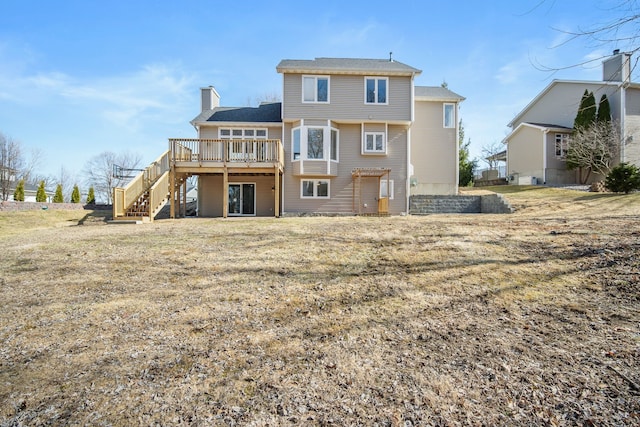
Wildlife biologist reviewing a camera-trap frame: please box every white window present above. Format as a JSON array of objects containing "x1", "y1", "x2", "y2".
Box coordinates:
[
  {"x1": 301, "y1": 179, "x2": 329, "y2": 198},
  {"x1": 363, "y1": 132, "x2": 386, "y2": 154},
  {"x1": 330, "y1": 129, "x2": 338, "y2": 161},
  {"x1": 292, "y1": 128, "x2": 301, "y2": 160},
  {"x1": 555, "y1": 133, "x2": 569, "y2": 159},
  {"x1": 380, "y1": 179, "x2": 394, "y2": 200},
  {"x1": 219, "y1": 128, "x2": 268, "y2": 139},
  {"x1": 307, "y1": 128, "x2": 324, "y2": 159},
  {"x1": 292, "y1": 125, "x2": 339, "y2": 161},
  {"x1": 443, "y1": 103, "x2": 455, "y2": 128},
  {"x1": 303, "y1": 76, "x2": 329, "y2": 103},
  {"x1": 365, "y1": 77, "x2": 388, "y2": 104}
]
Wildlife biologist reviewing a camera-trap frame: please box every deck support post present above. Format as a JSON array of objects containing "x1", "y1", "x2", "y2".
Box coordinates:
[
  {"x1": 274, "y1": 166, "x2": 280, "y2": 218},
  {"x1": 223, "y1": 168, "x2": 228, "y2": 218},
  {"x1": 169, "y1": 168, "x2": 175, "y2": 219},
  {"x1": 182, "y1": 179, "x2": 187, "y2": 217}
]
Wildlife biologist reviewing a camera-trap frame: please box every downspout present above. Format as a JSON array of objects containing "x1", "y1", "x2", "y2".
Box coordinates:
[
  {"x1": 620, "y1": 82, "x2": 626, "y2": 163},
  {"x1": 407, "y1": 72, "x2": 416, "y2": 213},
  {"x1": 542, "y1": 129, "x2": 548, "y2": 184},
  {"x1": 280, "y1": 74, "x2": 286, "y2": 215},
  {"x1": 455, "y1": 102, "x2": 460, "y2": 194}
]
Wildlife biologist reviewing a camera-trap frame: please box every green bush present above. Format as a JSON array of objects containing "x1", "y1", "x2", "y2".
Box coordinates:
[
  {"x1": 86, "y1": 186, "x2": 96, "y2": 204},
  {"x1": 36, "y1": 181, "x2": 47, "y2": 202},
  {"x1": 71, "y1": 185, "x2": 81, "y2": 203},
  {"x1": 13, "y1": 179, "x2": 25, "y2": 201},
  {"x1": 53, "y1": 184, "x2": 64, "y2": 203},
  {"x1": 605, "y1": 163, "x2": 640, "y2": 193}
]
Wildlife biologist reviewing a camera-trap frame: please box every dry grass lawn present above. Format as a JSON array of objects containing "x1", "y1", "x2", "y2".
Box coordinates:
[{"x1": 1, "y1": 187, "x2": 639, "y2": 426}]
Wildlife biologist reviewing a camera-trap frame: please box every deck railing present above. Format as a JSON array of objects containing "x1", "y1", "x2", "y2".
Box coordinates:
[
  {"x1": 169, "y1": 139, "x2": 282, "y2": 164},
  {"x1": 113, "y1": 150, "x2": 170, "y2": 219}
]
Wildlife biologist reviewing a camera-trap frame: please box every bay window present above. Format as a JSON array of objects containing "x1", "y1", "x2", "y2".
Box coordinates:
[{"x1": 291, "y1": 125, "x2": 339, "y2": 161}]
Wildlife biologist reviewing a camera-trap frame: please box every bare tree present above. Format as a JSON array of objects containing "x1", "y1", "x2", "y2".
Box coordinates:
[
  {"x1": 533, "y1": 1, "x2": 640, "y2": 74},
  {"x1": 0, "y1": 132, "x2": 25, "y2": 201},
  {"x1": 83, "y1": 151, "x2": 142, "y2": 204},
  {"x1": 481, "y1": 141, "x2": 505, "y2": 170},
  {"x1": 567, "y1": 120, "x2": 621, "y2": 183},
  {"x1": 54, "y1": 165, "x2": 76, "y2": 203}
]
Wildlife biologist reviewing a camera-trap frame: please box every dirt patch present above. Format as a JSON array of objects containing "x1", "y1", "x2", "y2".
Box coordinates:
[{"x1": 0, "y1": 188, "x2": 639, "y2": 426}]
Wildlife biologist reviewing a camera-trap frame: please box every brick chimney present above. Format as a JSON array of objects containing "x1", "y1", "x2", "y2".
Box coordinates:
[{"x1": 200, "y1": 86, "x2": 220, "y2": 112}]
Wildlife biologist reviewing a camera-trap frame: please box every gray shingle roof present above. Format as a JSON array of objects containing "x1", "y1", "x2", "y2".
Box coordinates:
[
  {"x1": 414, "y1": 86, "x2": 465, "y2": 101},
  {"x1": 276, "y1": 57, "x2": 421, "y2": 75},
  {"x1": 192, "y1": 102, "x2": 282, "y2": 124}
]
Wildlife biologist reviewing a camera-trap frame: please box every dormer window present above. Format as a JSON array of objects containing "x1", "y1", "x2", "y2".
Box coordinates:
[
  {"x1": 302, "y1": 76, "x2": 329, "y2": 103},
  {"x1": 365, "y1": 77, "x2": 388, "y2": 104}
]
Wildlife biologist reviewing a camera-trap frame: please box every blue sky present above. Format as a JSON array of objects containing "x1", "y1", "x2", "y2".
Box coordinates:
[{"x1": 0, "y1": 0, "x2": 636, "y2": 182}]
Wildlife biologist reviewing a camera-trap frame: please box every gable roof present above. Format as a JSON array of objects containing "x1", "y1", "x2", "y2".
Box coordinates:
[
  {"x1": 503, "y1": 122, "x2": 572, "y2": 144},
  {"x1": 507, "y1": 79, "x2": 621, "y2": 128},
  {"x1": 276, "y1": 57, "x2": 422, "y2": 76},
  {"x1": 192, "y1": 102, "x2": 282, "y2": 126},
  {"x1": 414, "y1": 86, "x2": 465, "y2": 101}
]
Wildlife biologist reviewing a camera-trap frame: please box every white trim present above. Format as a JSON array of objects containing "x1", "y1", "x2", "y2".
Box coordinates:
[
  {"x1": 302, "y1": 75, "x2": 330, "y2": 104},
  {"x1": 292, "y1": 125, "x2": 339, "y2": 162},
  {"x1": 218, "y1": 128, "x2": 268, "y2": 139},
  {"x1": 300, "y1": 179, "x2": 330, "y2": 198},
  {"x1": 503, "y1": 122, "x2": 572, "y2": 144},
  {"x1": 443, "y1": 103, "x2": 455, "y2": 128},
  {"x1": 364, "y1": 76, "x2": 389, "y2": 105},
  {"x1": 542, "y1": 131, "x2": 548, "y2": 184},
  {"x1": 554, "y1": 133, "x2": 569, "y2": 159},
  {"x1": 362, "y1": 131, "x2": 387, "y2": 154}
]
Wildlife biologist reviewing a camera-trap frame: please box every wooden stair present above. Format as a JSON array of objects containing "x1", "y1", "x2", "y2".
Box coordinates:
[{"x1": 126, "y1": 191, "x2": 151, "y2": 217}]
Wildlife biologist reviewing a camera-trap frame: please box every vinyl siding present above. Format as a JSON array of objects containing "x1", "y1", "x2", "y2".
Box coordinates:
[
  {"x1": 506, "y1": 126, "x2": 544, "y2": 180},
  {"x1": 282, "y1": 123, "x2": 408, "y2": 214},
  {"x1": 198, "y1": 174, "x2": 278, "y2": 217},
  {"x1": 625, "y1": 87, "x2": 640, "y2": 166},
  {"x1": 282, "y1": 74, "x2": 412, "y2": 122},
  {"x1": 544, "y1": 132, "x2": 578, "y2": 185},
  {"x1": 514, "y1": 82, "x2": 621, "y2": 128},
  {"x1": 410, "y1": 100, "x2": 458, "y2": 195}
]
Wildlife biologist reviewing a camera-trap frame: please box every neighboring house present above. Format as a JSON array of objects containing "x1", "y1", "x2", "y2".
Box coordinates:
[
  {"x1": 6, "y1": 182, "x2": 53, "y2": 202},
  {"x1": 504, "y1": 51, "x2": 640, "y2": 185},
  {"x1": 112, "y1": 57, "x2": 464, "y2": 220}
]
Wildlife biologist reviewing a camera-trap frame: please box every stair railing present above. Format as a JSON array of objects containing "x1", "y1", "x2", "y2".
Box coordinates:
[{"x1": 113, "y1": 150, "x2": 170, "y2": 219}]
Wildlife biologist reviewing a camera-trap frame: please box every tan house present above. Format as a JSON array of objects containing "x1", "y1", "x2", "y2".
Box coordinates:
[
  {"x1": 112, "y1": 57, "x2": 464, "y2": 220},
  {"x1": 504, "y1": 51, "x2": 640, "y2": 185}
]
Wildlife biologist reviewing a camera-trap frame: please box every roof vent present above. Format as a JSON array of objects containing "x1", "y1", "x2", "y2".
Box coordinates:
[
  {"x1": 389, "y1": 51, "x2": 393, "y2": 62},
  {"x1": 613, "y1": 49, "x2": 620, "y2": 55}
]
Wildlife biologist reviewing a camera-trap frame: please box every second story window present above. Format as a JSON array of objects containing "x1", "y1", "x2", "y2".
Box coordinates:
[
  {"x1": 365, "y1": 77, "x2": 388, "y2": 104},
  {"x1": 443, "y1": 103, "x2": 455, "y2": 128},
  {"x1": 303, "y1": 76, "x2": 329, "y2": 103},
  {"x1": 555, "y1": 133, "x2": 569, "y2": 159}
]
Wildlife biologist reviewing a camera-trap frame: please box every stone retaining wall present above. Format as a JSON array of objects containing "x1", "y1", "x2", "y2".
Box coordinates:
[
  {"x1": 409, "y1": 194, "x2": 513, "y2": 214},
  {"x1": 0, "y1": 201, "x2": 110, "y2": 212}
]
